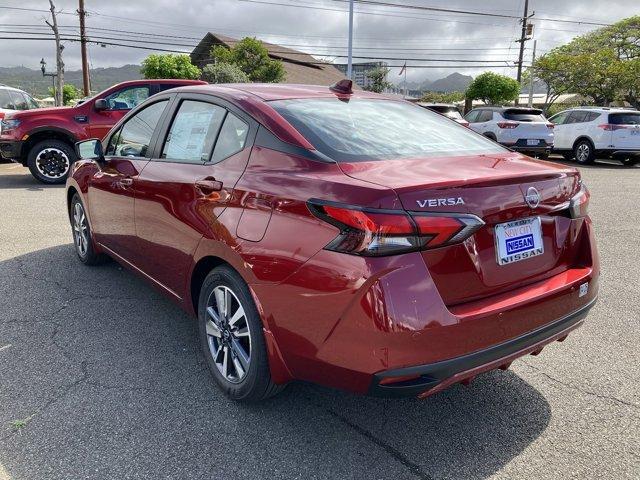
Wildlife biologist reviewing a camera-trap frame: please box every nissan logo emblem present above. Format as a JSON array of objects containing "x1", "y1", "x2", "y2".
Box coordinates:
[{"x1": 525, "y1": 187, "x2": 541, "y2": 208}]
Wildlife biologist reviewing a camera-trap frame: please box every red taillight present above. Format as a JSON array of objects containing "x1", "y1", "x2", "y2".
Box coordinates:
[
  {"x1": 598, "y1": 124, "x2": 627, "y2": 131},
  {"x1": 568, "y1": 182, "x2": 589, "y2": 219},
  {"x1": 307, "y1": 200, "x2": 484, "y2": 256},
  {"x1": 497, "y1": 121, "x2": 519, "y2": 129}
]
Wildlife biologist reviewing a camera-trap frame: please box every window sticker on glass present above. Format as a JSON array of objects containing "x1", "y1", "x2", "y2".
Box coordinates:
[{"x1": 163, "y1": 101, "x2": 226, "y2": 163}]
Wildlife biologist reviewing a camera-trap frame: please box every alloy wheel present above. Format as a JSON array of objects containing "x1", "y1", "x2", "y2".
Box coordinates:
[
  {"x1": 576, "y1": 143, "x2": 590, "y2": 163},
  {"x1": 36, "y1": 148, "x2": 70, "y2": 179},
  {"x1": 72, "y1": 202, "x2": 89, "y2": 258},
  {"x1": 205, "y1": 285, "x2": 252, "y2": 384}
]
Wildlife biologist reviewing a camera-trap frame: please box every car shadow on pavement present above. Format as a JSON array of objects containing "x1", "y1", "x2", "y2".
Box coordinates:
[
  {"x1": 548, "y1": 156, "x2": 639, "y2": 170},
  {"x1": 0, "y1": 169, "x2": 65, "y2": 191},
  {"x1": 0, "y1": 245, "x2": 551, "y2": 480}
]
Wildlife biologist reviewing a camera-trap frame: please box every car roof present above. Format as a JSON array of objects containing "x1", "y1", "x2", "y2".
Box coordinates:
[
  {"x1": 0, "y1": 85, "x2": 29, "y2": 93},
  {"x1": 417, "y1": 103, "x2": 459, "y2": 108},
  {"x1": 563, "y1": 107, "x2": 639, "y2": 114},
  {"x1": 473, "y1": 106, "x2": 542, "y2": 113},
  {"x1": 169, "y1": 83, "x2": 391, "y2": 102}
]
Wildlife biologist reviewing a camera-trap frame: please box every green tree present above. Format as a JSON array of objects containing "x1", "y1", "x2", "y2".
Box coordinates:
[
  {"x1": 364, "y1": 67, "x2": 392, "y2": 93},
  {"x1": 210, "y1": 37, "x2": 285, "y2": 83},
  {"x1": 420, "y1": 91, "x2": 465, "y2": 104},
  {"x1": 201, "y1": 63, "x2": 250, "y2": 84},
  {"x1": 48, "y1": 84, "x2": 80, "y2": 106},
  {"x1": 528, "y1": 15, "x2": 640, "y2": 109},
  {"x1": 465, "y1": 72, "x2": 520, "y2": 105},
  {"x1": 140, "y1": 54, "x2": 201, "y2": 80}
]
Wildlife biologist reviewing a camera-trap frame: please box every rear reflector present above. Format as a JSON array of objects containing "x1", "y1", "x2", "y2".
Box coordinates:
[{"x1": 307, "y1": 199, "x2": 484, "y2": 256}]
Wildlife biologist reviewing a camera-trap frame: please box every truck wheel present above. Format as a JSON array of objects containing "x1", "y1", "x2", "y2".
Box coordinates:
[{"x1": 27, "y1": 139, "x2": 77, "y2": 184}]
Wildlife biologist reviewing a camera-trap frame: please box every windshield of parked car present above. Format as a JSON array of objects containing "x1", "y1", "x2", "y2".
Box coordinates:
[
  {"x1": 609, "y1": 112, "x2": 640, "y2": 125},
  {"x1": 503, "y1": 111, "x2": 546, "y2": 122},
  {"x1": 271, "y1": 98, "x2": 505, "y2": 162}
]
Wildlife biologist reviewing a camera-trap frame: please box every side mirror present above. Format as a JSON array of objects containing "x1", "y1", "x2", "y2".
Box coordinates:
[
  {"x1": 94, "y1": 99, "x2": 108, "y2": 111},
  {"x1": 76, "y1": 139, "x2": 105, "y2": 163}
]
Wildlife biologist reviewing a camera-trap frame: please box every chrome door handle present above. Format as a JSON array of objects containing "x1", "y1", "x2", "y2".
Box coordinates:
[
  {"x1": 119, "y1": 177, "x2": 133, "y2": 187},
  {"x1": 195, "y1": 178, "x2": 223, "y2": 194}
]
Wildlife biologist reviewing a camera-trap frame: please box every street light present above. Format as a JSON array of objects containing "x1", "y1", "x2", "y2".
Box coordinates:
[{"x1": 39, "y1": 58, "x2": 58, "y2": 106}]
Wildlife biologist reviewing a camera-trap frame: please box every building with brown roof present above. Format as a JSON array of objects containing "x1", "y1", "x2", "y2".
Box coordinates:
[{"x1": 190, "y1": 33, "x2": 347, "y2": 86}]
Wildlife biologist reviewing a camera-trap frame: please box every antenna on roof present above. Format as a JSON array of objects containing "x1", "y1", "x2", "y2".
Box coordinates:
[{"x1": 330, "y1": 79, "x2": 353, "y2": 95}]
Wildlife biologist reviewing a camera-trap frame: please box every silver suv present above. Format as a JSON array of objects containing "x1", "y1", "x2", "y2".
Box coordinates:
[{"x1": 465, "y1": 106, "x2": 554, "y2": 158}]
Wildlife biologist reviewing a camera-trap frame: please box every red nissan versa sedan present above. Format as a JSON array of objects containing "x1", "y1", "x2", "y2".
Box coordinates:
[{"x1": 67, "y1": 81, "x2": 599, "y2": 402}]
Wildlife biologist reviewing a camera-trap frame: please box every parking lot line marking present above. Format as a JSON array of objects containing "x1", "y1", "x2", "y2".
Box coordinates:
[{"x1": 0, "y1": 344, "x2": 12, "y2": 352}]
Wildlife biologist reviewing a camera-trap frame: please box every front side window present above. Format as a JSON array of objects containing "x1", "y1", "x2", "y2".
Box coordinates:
[
  {"x1": 8, "y1": 91, "x2": 28, "y2": 110},
  {"x1": 103, "y1": 86, "x2": 150, "y2": 111},
  {"x1": 110, "y1": 100, "x2": 168, "y2": 157},
  {"x1": 0, "y1": 89, "x2": 15, "y2": 109},
  {"x1": 464, "y1": 110, "x2": 480, "y2": 123},
  {"x1": 162, "y1": 100, "x2": 227, "y2": 163},
  {"x1": 549, "y1": 112, "x2": 569, "y2": 125},
  {"x1": 271, "y1": 98, "x2": 506, "y2": 162}
]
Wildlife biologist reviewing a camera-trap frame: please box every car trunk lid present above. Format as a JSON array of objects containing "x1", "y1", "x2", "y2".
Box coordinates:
[{"x1": 338, "y1": 152, "x2": 582, "y2": 305}]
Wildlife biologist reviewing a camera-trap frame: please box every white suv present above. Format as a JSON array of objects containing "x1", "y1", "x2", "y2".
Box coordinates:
[
  {"x1": 549, "y1": 107, "x2": 640, "y2": 166},
  {"x1": 464, "y1": 106, "x2": 554, "y2": 158},
  {"x1": 0, "y1": 85, "x2": 40, "y2": 132}
]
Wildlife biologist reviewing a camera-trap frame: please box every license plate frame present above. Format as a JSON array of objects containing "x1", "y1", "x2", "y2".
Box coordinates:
[{"x1": 494, "y1": 217, "x2": 544, "y2": 266}]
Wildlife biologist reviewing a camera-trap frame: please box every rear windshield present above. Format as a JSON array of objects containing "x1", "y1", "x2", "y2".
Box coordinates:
[
  {"x1": 503, "y1": 110, "x2": 546, "y2": 122},
  {"x1": 609, "y1": 112, "x2": 640, "y2": 125},
  {"x1": 270, "y1": 98, "x2": 505, "y2": 162}
]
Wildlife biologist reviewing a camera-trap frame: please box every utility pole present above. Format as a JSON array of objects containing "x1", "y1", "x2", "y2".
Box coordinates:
[
  {"x1": 528, "y1": 39, "x2": 537, "y2": 107},
  {"x1": 347, "y1": 0, "x2": 354, "y2": 79},
  {"x1": 46, "y1": 0, "x2": 64, "y2": 107},
  {"x1": 78, "y1": 0, "x2": 90, "y2": 97},
  {"x1": 516, "y1": 0, "x2": 529, "y2": 84}
]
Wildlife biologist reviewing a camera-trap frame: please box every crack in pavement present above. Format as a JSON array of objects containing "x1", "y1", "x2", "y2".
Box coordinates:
[
  {"x1": 309, "y1": 398, "x2": 434, "y2": 480},
  {"x1": 520, "y1": 361, "x2": 640, "y2": 413}
]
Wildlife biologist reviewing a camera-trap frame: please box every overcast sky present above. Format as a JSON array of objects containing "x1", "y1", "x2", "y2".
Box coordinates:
[{"x1": 1, "y1": 0, "x2": 638, "y2": 83}]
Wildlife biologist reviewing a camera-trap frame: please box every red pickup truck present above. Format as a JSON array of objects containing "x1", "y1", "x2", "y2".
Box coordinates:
[{"x1": 0, "y1": 79, "x2": 206, "y2": 183}]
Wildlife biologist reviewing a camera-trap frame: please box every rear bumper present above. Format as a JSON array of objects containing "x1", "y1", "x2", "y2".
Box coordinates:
[
  {"x1": 0, "y1": 140, "x2": 25, "y2": 162},
  {"x1": 369, "y1": 297, "x2": 596, "y2": 397},
  {"x1": 502, "y1": 139, "x2": 553, "y2": 153}
]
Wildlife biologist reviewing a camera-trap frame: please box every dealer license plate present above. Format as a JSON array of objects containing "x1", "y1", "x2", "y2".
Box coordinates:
[{"x1": 494, "y1": 217, "x2": 544, "y2": 266}]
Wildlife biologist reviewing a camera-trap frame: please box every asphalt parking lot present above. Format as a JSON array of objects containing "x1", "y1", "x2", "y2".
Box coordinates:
[{"x1": 0, "y1": 158, "x2": 638, "y2": 480}]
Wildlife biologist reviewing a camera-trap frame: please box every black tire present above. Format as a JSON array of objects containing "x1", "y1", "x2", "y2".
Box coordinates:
[
  {"x1": 69, "y1": 194, "x2": 106, "y2": 266},
  {"x1": 562, "y1": 152, "x2": 574, "y2": 161},
  {"x1": 621, "y1": 158, "x2": 639, "y2": 167},
  {"x1": 536, "y1": 153, "x2": 550, "y2": 160},
  {"x1": 27, "y1": 139, "x2": 77, "y2": 184},
  {"x1": 573, "y1": 139, "x2": 596, "y2": 165},
  {"x1": 483, "y1": 133, "x2": 497, "y2": 142},
  {"x1": 198, "y1": 265, "x2": 284, "y2": 402}
]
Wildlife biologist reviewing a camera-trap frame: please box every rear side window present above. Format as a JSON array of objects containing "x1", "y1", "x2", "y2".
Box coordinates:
[
  {"x1": 503, "y1": 111, "x2": 546, "y2": 122},
  {"x1": 271, "y1": 98, "x2": 505, "y2": 162},
  {"x1": 162, "y1": 100, "x2": 226, "y2": 164},
  {"x1": 567, "y1": 111, "x2": 589, "y2": 124},
  {"x1": 211, "y1": 112, "x2": 249, "y2": 163},
  {"x1": 586, "y1": 112, "x2": 601, "y2": 122},
  {"x1": 110, "y1": 100, "x2": 168, "y2": 157},
  {"x1": 609, "y1": 112, "x2": 640, "y2": 125},
  {"x1": 24, "y1": 94, "x2": 39, "y2": 109},
  {"x1": 0, "y1": 89, "x2": 15, "y2": 109}
]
